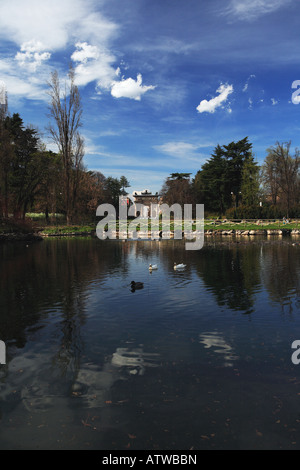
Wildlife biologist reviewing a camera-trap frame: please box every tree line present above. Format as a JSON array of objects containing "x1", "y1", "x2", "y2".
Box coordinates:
[
  {"x1": 1, "y1": 66, "x2": 300, "y2": 223},
  {"x1": 0, "y1": 68, "x2": 130, "y2": 223},
  {"x1": 161, "y1": 137, "x2": 300, "y2": 219}
]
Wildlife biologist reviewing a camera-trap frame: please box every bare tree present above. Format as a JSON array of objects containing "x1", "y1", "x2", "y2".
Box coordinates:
[
  {"x1": 161, "y1": 173, "x2": 194, "y2": 207},
  {"x1": 262, "y1": 152, "x2": 280, "y2": 205},
  {"x1": 0, "y1": 124, "x2": 14, "y2": 218},
  {"x1": 264, "y1": 142, "x2": 300, "y2": 217},
  {"x1": 47, "y1": 66, "x2": 84, "y2": 224}
]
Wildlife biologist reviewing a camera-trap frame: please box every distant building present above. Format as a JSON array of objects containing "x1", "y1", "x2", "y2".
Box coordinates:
[{"x1": 132, "y1": 189, "x2": 160, "y2": 218}]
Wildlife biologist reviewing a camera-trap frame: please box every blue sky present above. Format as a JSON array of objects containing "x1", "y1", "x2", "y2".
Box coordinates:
[{"x1": 1, "y1": 0, "x2": 300, "y2": 194}]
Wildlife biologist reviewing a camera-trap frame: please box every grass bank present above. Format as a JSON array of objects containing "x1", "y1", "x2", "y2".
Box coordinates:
[
  {"x1": 3, "y1": 214, "x2": 300, "y2": 239},
  {"x1": 38, "y1": 219, "x2": 300, "y2": 237},
  {"x1": 39, "y1": 225, "x2": 96, "y2": 237}
]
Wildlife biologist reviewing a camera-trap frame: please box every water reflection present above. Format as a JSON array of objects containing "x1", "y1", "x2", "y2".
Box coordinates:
[
  {"x1": 1, "y1": 238, "x2": 300, "y2": 449},
  {"x1": 260, "y1": 242, "x2": 300, "y2": 312},
  {"x1": 72, "y1": 348, "x2": 160, "y2": 409},
  {"x1": 193, "y1": 243, "x2": 262, "y2": 315},
  {"x1": 111, "y1": 348, "x2": 160, "y2": 376},
  {"x1": 199, "y1": 331, "x2": 238, "y2": 368}
]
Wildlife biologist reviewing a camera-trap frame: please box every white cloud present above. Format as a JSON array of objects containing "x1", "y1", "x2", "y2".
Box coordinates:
[
  {"x1": 271, "y1": 98, "x2": 279, "y2": 105},
  {"x1": 0, "y1": 0, "x2": 117, "y2": 51},
  {"x1": 111, "y1": 74, "x2": 156, "y2": 101},
  {"x1": 131, "y1": 37, "x2": 199, "y2": 55},
  {"x1": 99, "y1": 130, "x2": 123, "y2": 137},
  {"x1": 155, "y1": 141, "x2": 199, "y2": 156},
  {"x1": 197, "y1": 84, "x2": 234, "y2": 114},
  {"x1": 0, "y1": 57, "x2": 51, "y2": 103},
  {"x1": 0, "y1": 0, "x2": 118, "y2": 102},
  {"x1": 15, "y1": 40, "x2": 51, "y2": 72},
  {"x1": 18, "y1": 40, "x2": 46, "y2": 54},
  {"x1": 71, "y1": 42, "x2": 99, "y2": 64},
  {"x1": 71, "y1": 43, "x2": 156, "y2": 100},
  {"x1": 71, "y1": 42, "x2": 117, "y2": 90},
  {"x1": 0, "y1": 1, "x2": 155, "y2": 103},
  {"x1": 154, "y1": 141, "x2": 213, "y2": 161},
  {"x1": 227, "y1": 0, "x2": 291, "y2": 21},
  {"x1": 243, "y1": 74, "x2": 256, "y2": 92}
]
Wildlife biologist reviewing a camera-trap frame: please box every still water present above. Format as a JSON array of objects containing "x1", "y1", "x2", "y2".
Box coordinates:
[{"x1": 1, "y1": 237, "x2": 300, "y2": 449}]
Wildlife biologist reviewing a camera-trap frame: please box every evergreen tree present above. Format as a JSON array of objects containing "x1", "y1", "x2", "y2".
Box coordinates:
[
  {"x1": 223, "y1": 137, "x2": 253, "y2": 208},
  {"x1": 194, "y1": 144, "x2": 228, "y2": 215},
  {"x1": 241, "y1": 156, "x2": 260, "y2": 206},
  {"x1": 194, "y1": 138, "x2": 254, "y2": 215}
]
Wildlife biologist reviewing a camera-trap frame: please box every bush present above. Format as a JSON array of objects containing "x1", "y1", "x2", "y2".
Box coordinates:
[
  {"x1": 225, "y1": 204, "x2": 295, "y2": 220},
  {"x1": 0, "y1": 217, "x2": 35, "y2": 234}
]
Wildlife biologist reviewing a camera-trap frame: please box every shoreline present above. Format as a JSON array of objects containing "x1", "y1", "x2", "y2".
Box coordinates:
[
  {"x1": 0, "y1": 233, "x2": 44, "y2": 242},
  {"x1": 2, "y1": 228, "x2": 300, "y2": 242},
  {"x1": 39, "y1": 228, "x2": 299, "y2": 238}
]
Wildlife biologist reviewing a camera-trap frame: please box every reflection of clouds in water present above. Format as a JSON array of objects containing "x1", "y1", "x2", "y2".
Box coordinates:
[
  {"x1": 199, "y1": 332, "x2": 238, "y2": 368},
  {"x1": 0, "y1": 351, "x2": 70, "y2": 413},
  {"x1": 111, "y1": 348, "x2": 160, "y2": 376},
  {"x1": 0, "y1": 347, "x2": 160, "y2": 413},
  {"x1": 72, "y1": 348, "x2": 160, "y2": 408}
]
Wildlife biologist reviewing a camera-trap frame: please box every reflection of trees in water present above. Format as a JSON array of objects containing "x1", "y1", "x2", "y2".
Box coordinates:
[
  {"x1": 2, "y1": 238, "x2": 300, "y2": 367},
  {"x1": 192, "y1": 240, "x2": 300, "y2": 315},
  {"x1": 127, "y1": 240, "x2": 261, "y2": 314},
  {"x1": 0, "y1": 239, "x2": 134, "y2": 417},
  {"x1": 0, "y1": 239, "x2": 128, "y2": 368},
  {"x1": 125, "y1": 239, "x2": 162, "y2": 263},
  {"x1": 193, "y1": 243, "x2": 262, "y2": 314},
  {"x1": 128, "y1": 239, "x2": 260, "y2": 314},
  {"x1": 145, "y1": 239, "x2": 194, "y2": 277},
  {"x1": 260, "y1": 243, "x2": 300, "y2": 312}
]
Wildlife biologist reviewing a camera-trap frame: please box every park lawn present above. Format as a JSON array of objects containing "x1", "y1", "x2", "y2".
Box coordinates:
[
  {"x1": 26, "y1": 211, "x2": 300, "y2": 235},
  {"x1": 203, "y1": 222, "x2": 297, "y2": 231},
  {"x1": 7, "y1": 214, "x2": 298, "y2": 236},
  {"x1": 40, "y1": 225, "x2": 95, "y2": 235},
  {"x1": 40, "y1": 221, "x2": 300, "y2": 235}
]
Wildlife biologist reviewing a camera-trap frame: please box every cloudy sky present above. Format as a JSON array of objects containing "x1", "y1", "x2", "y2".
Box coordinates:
[{"x1": 1, "y1": 0, "x2": 300, "y2": 193}]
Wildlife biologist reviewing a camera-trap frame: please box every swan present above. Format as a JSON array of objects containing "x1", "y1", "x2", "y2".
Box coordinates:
[
  {"x1": 174, "y1": 263, "x2": 186, "y2": 270},
  {"x1": 149, "y1": 264, "x2": 158, "y2": 270}
]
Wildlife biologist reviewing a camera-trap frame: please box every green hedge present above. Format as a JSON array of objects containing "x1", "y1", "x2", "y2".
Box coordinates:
[{"x1": 225, "y1": 205, "x2": 300, "y2": 220}]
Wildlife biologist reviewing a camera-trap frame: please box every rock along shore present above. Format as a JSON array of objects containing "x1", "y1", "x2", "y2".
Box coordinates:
[
  {"x1": 204, "y1": 229, "x2": 300, "y2": 236},
  {"x1": 40, "y1": 228, "x2": 298, "y2": 238},
  {"x1": 3, "y1": 228, "x2": 300, "y2": 241}
]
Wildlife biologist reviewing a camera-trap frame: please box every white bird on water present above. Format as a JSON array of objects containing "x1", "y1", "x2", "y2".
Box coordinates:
[
  {"x1": 149, "y1": 264, "x2": 158, "y2": 271},
  {"x1": 174, "y1": 263, "x2": 186, "y2": 270}
]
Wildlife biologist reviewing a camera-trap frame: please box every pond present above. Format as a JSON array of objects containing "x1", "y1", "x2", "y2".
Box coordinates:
[{"x1": 1, "y1": 237, "x2": 300, "y2": 449}]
